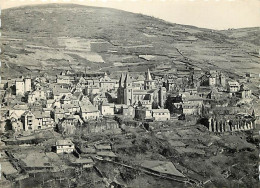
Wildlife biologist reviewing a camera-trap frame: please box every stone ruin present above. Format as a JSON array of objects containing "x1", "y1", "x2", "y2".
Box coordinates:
[{"x1": 204, "y1": 116, "x2": 255, "y2": 133}]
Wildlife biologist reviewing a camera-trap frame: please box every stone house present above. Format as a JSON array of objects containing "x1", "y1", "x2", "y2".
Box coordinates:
[
  {"x1": 53, "y1": 108, "x2": 65, "y2": 123},
  {"x1": 100, "y1": 102, "x2": 114, "y2": 116},
  {"x1": 56, "y1": 139, "x2": 74, "y2": 154},
  {"x1": 21, "y1": 111, "x2": 37, "y2": 131},
  {"x1": 151, "y1": 109, "x2": 170, "y2": 121},
  {"x1": 227, "y1": 81, "x2": 240, "y2": 93},
  {"x1": 80, "y1": 104, "x2": 100, "y2": 121}
]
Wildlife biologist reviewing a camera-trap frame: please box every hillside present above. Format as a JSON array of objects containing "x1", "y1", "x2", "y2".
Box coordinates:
[{"x1": 1, "y1": 4, "x2": 260, "y2": 78}]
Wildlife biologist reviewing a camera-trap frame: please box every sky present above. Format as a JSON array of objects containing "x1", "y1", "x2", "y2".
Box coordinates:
[{"x1": 1, "y1": 0, "x2": 260, "y2": 30}]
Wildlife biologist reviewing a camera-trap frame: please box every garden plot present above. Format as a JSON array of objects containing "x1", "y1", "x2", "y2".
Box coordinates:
[{"x1": 57, "y1": 37, "x2": 91, "y2": 52}]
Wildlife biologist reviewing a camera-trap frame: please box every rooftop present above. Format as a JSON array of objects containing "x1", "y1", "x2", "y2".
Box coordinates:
[
  {"x1": 97, "y1": 151, "x2": 117, "y2": 157},
  {"x1": 95, "y1": 144, "x2": 111, "y2": 150},
  {"x1": 152, "y1": 109, "x2": 170, "y2": 113},
  {"x1": 141, "y1": 160, "x2": 185, "y2": 178},
  {"x1": 56, "y1": 139, "x2": 73, "y2": 146},
  {"x1": 81, "y1": 105, "x2": 99, "y2": 113},
  {"x1": 73, "y1": 158, "x2": 94, "y2": 164}
]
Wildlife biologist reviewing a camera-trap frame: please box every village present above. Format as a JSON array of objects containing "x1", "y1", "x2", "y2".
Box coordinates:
[{"x1": 0, "y1": 65, "x2": 259, "y2": 187}]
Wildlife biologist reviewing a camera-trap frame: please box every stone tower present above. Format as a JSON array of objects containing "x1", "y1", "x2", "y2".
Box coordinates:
[
  {"x1": 117, "y1": 73, "x2": 125, "y2": 104},
  {"x1": 220, "y1": 73, "x2": 226, "y2": 87},
  {"x1": 123, "y1": 72, "x2": 133, "y2": 105},
  {"x1": 15, "y1": 77, "x2": 25, "y2": 95},
  {"x1": 24, "y1": 76, "x2": 32, "y2": 92},
  {"x1": 158, "y1": 86, "x2": 167, "y2": 108},
  {"x1": 144, "y1": 69, "x2": 155, "y2": 90},
  {"x1": 209, "y1": 76, "x2": 216, "y2": 86}
]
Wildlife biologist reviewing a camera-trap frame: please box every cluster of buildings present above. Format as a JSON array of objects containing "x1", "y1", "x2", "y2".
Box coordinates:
[
  {"x1": 0, "y1": 66, "x2": 257, "y2": 134},
  {"x1": 56, "y1": 139, "x2": 117, "y2": 162},
  {"x1": 0, "y1": 69, "x2": 170, "y2": 134}
]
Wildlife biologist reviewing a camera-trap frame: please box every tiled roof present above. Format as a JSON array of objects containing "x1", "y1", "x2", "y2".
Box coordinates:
[
  {"x1": 32, "y1": 111, "x2": 43, "y2": 119},
  {"x1": 12, "y1": 104, "x2": 28, "y2": 110},
  {"x1": 152, "y1": 109, "x2": 170, "y2": 113},
  {"x1": 95, "y1": 145, "x2": 111, "y2": 150},
  {"x1": 97, "y1": 151, "x2": 116, "y2": 157},
  {"x1": 80, "y1": 105, "x2": 99, "y2": 113},
  {"x1": 56, "y1": 139, "x2": 73, "y2": 146}
]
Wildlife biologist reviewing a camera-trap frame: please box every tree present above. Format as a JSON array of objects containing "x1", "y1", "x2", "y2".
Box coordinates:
[
  {"x1": 165, "y1": 95, "x2": 174, "y2": 113},
  {"x1": 152, "y1": 101, "x2": 159, "y2": 109}
]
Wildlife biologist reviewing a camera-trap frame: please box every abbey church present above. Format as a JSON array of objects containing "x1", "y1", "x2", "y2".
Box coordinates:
[{"x1": 117, "y1": 69, "x2": 167, "y2": 109}]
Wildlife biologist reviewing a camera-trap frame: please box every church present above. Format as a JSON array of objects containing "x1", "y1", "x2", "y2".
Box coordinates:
[{"x1": 117, "y1": 69, "x2": 167, "y2": 109}]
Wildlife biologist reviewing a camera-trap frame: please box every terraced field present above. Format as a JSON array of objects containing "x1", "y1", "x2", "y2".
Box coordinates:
[{"x1": 1, "y1": 4, "x2": 259, "y2": 78}]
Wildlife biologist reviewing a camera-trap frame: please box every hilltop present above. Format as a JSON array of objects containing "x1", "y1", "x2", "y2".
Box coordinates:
[{"x1": 1, "y1": 4, "x2": 260, "y2": 78}]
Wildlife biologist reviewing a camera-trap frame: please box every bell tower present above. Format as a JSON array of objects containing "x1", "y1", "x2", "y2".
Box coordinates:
[
  {"x1": 144, "y1": 69, "x2": 155, "y2": 90},
  {"x1": 117, "y1": 73, "x2": 125, "y2": 104},
  {"x1": 123, "y1": 72, "x2": 133, "y2": 105}
]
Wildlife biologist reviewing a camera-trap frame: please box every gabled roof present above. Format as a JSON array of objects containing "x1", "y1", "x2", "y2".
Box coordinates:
[
  {"x1": 74, "y1": 158, "x2": 94, "y2": 164},
  {"x1": 73, "y1": 91, "x2": 83, "y2": 99},
  {"x1": 133, "y1": 90, "x2": 148, "y2": 94},
  {"x1": 182, "y1": 103, "x2": 200, "y2": 108},
  {"x1": 97, "y1": 151, "x2": 117, "y2": 157},
  {"x1": 62, "y1": 104, "x2": 73, "y2": 110},
  {"x1": 15, "y1": 78, "x2": 24, "y2": 82},
  {"x1": 100, "y1": 75, "x2": 113, "y2": 82},
  {"x1": 9, "y1": 111, "x2": 19, "y2": 119},
  {"x1": 141, "y1": 160, "x2": 185, "y2": 177},
  {"x1": 42, "y1": 112, "x2": 51, "y2": 118},
  {"x1": 22, "y1": 110, "x2": 34, "y2": 117},
  {"x1": 79, "y1": 101, "x2": 93, "y2": 107},
  {"x1": 43, "y1": 108, "x2": 52, "y2": 111},
  {"x1": 101, "y1": 102, "x2": 114, "y2": 107},
  {"x1": 56, "y1": 75, "x2": 70, "y2": 80},
  {"x1": 73, "y1": 115, "x2": 83, "y2": 123},
  {"x1": 56, "y1": 139, "x2": 73, "y2": 146},
  {"x1": 93, "y1": 92, "x2": 107, "y2": 100},
  {"x1": 61, "y1": 94, "x2": 77, "y2": 101},
  {"x1": 81, "y1": 105, "x2": 99, "y2": 113},
  {"x1": 53, "y1": 87, "x2": 70, "y2": 96},
  {"x1": 32, "y1": 111, "x2": 43, "y2": 119},
  {"x1": 136, "y1": 74, "x2": 145, "y2": 81},
  {"x1": 228, "y1": 81, "x2": 239, "y2": 86},
  {"x1": 95, "y1": 144, "x2": 111, "y2": 150},
  {"x1": 12, "y1": 104, "x2": 28, "y2": 110},
  {"x1": 64, "y1": 114, "x2": 76, "y2": 120},
  {"x1": 80, "y1": 95, "x2": 90, "y2": 101},
  {"x1": 32, "y1": 111, "x2": 51, "y2": 118},
  {"x1": 147, "y1": 89, "x2": 158, "y2": 94},
  {"x1": 152, "y1": 109, "x2": 170, "y2": 113}
]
